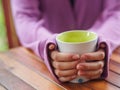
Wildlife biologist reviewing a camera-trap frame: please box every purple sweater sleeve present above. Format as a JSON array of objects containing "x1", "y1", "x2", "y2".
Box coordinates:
[
  {"x1": 11, "y1": 0, "x2": 120, "y2": 83},
  {"x1": 90, "y1": 0, "x2": 120, "y2": 78},
  {"x1": 10, "y1": 0, "x2": 59, "y2": 82}
]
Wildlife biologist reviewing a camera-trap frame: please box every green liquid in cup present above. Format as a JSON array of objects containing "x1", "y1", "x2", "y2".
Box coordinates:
[{"x1": 57, "y1": 30, "x2": 97, "y2": 43}]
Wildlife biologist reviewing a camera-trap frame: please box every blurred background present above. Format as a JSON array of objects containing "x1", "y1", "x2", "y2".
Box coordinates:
[{"x1": 0, "y1": 0, "x2": 9, "y2": 51}]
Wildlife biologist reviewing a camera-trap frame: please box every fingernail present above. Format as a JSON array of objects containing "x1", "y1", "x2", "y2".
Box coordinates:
[
  {"x1": 72, "y1": 54, "x2": 80, "y2": 59},
  {"x1": 49, "y1": 44, "x2": 55, "y2": 50}
]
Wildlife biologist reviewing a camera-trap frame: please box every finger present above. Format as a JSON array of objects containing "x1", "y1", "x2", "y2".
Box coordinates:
[
  {"x1": 78, "y1": 69, "x2": 103, "y2": 78},
  {"x1": 55, "y1": 69, "x2": 77, "y2": 77},
  {"x1": 77, "y1": 61, "x2": 104, "y2": 70},
  {"x1": 59, "y1": 75, "x2": 76, "y2": 82},
  {"x1": 88, "y1": 74, "x2": 101, "y2": 80},
  {"x1": 52, "y1": 60, "x2": 79, "y2": 70},
  {"x1": 48, "y1": 44, "x2": 56, "y2": 50},
  {"x1": 51, "y1": 51, "x2": 80, "y2": 62},
  {"x1": 80, "y1": 49, "x2": 105, "y2": 61}
]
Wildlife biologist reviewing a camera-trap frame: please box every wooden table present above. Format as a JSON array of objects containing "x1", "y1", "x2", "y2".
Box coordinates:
[{"x1": 0, "y1": 47, "x2": 120, "y2": 90}]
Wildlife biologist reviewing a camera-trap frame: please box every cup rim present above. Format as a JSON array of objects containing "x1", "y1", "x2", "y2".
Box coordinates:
[{"x1": 56, "y1": 30, "x2": 98, "y2": 44}]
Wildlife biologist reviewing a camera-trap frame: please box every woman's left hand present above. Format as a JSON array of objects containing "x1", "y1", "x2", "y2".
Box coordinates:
[{"x1": 76, "y1": 49, "x2": 105, "y2": 80}]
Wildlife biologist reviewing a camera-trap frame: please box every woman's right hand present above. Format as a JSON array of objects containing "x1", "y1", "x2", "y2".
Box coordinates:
[{"x1": 48, "y1": 44, "x2": 80, "y2": 82}]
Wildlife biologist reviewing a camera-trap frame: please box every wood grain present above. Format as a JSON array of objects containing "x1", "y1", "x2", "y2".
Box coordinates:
[
  {"x1": 86, "y1": 80, "x2": 120, "y2": 90},
  {"x1": 6, "y1": 47, "x2": 54, "y2": 80},
  {"x1": 0, "y1": 47, "x2": 120, "y2": 90},
  {"x1": 0, "y1": 67, "x2": 35, "y2": 90},
  {"x1": 111, "y1": 53, "x2": 120, "y2": 64},
  {"x1": 0, "y1": 48, "x2": 65, "y2": 90},
  {"x1": 106, "y1": 71, "x2": 120, "y2": 88},
  {"x1": 110, "y1": 60, "x2": 120, "y2": 74}
]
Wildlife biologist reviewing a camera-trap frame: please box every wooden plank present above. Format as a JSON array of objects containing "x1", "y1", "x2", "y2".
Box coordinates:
[
  {"x1": 110, "y1": 60, "x2": 120, "y2": 74},
  {"x1": 4, "y1": 47, "x2": 120, "y2": 90},
  {"x1": 111, "y1": 53, "x2": 120, "y2": 64},
  {"x1": 0, "y1": 51, "x2": 66, "y2": 90},
  {"x1": 1, "y1": 47, "x2": 120, "y2": 90},
  {"x1": 0, "y1": 66, "x2": 35, "y2": 90},
  {"x1": 113, "y1": 46, "x2": 120, "y2": 55},
  {"x1": 86, "y1": 80, "x2": 120, "y2": 90},
  {"x1": 6, "y1": 47, "x2": 54, "y2": 80},
  {"x1": 106, "y1": 71, "x2": 120, "y2": 88}
]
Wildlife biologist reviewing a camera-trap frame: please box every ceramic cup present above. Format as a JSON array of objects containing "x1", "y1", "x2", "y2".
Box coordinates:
[{"x1": 56, "y1": 30, "x2": 98, "y2": 83}]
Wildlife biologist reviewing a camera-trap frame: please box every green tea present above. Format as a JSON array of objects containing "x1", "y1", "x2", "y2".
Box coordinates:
[{"x1": 57, "y1": 30, "x2": 97, "y2": 43}]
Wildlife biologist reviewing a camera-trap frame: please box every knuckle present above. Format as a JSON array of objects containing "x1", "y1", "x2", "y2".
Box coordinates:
[
  {"x1": 100, "y1": 52, "x2": 105, "y2": 59},
  {"x1": 98, "y1": 62, "x2": 102, "y2": 69},
  {"x1": 53, "y1": 61, "x2": 60, "y2": 69},
  {"x1": 84, "y1": 64, "x2": 91, "y2": 70},
  {"x1": 97, "y1": 69, "x2": 103, "y2": 75},
  {"x1": 55, "y1": 62, "x2": 61, "y2": 69},
  {"x1": 99, "y1": 69, "x2": 103, "y2": 74},
  {"x1": 52, "y1": 51, "x2": 59, "y2": 61},
  {"x1": 55, "y1": 70, "x2": 62, "y2": 77},
  {"x1": 59, "y1": 77, "x2": 65, "y2": 82},
  {"x1": 98, "y1": 61, "x2": 104, "y2": 69},
  {"x1": 53, "y1": 54, "x2": 57, "y2": 60},
  {"x1": 52, "y1": 61, "x2": 55, "y2": 68},
  {"x1": 101, "y1": 62, "x2": 104, "y2": 68}
]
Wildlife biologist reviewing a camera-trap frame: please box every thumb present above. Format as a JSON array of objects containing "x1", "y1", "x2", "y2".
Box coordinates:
[{"x1": 48, "y1": 44, "x2": 56, "y2": 51}]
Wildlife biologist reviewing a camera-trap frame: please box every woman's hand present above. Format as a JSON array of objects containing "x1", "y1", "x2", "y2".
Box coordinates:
[
  {"x1": 76, "y1": 48, "x2": 105, "y2": 80},
  {"x1": 49, "y1": 43, "x2": 105, "y2": 82},
  {"x1": 48, "y1": 44, "x2": 80, "y2": 82}
]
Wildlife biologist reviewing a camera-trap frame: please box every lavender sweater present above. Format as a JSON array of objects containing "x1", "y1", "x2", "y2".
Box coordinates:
[{"x1": 11, "y1": 0, "x2": 120, "y2": 83}]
